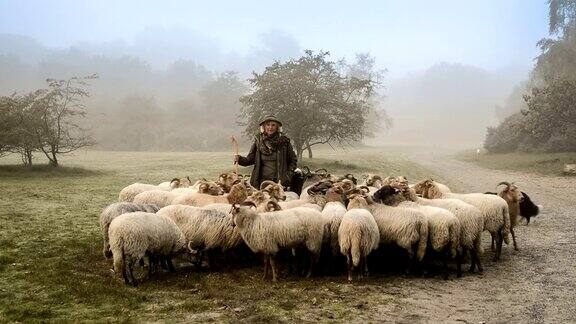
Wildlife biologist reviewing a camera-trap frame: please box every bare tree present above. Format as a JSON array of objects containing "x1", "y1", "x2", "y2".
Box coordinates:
[{"x1": 32, "y1": 75, "x2": 97, "y2": 167}]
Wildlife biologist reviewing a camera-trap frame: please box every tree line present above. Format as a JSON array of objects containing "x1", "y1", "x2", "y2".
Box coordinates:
[
  {"x1": 0, "y1": 50, "x2": 388, "y2": 166},
  {"x1": 485, "y1": 0, "x2": 576, "y2": 153}
]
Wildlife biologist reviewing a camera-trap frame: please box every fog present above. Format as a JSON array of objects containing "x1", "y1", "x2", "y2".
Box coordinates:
[{"x1": 0, "y1": 0, "x2": 549, "y2": 150}]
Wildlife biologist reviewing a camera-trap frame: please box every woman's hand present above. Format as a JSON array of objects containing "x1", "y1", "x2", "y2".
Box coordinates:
[{"x1": 233, "y1": 154, "x2": 239, "y2": 163}]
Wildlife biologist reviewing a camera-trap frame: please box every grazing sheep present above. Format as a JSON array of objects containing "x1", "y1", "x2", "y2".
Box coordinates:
[
  {"x1": 108, "y1": 211, "x2": 186, "y2": 285},
  {"x1": 158, "y1": 177, "x2": 192, "y2": 190},
  {"x1": 172, "y1": 181, "x2": 247, "y2": 207},
  {"x1": 366, "y1": 202, "x2": 429, "y2": 263},
  {"x1": 118, "y1": 183, "x2": 167, "y2": 202},
  {"x1": 415, "y1": 179, "x2": 511, "y2": 261},
  {"x1": 338, "y1": 195, "x2": 380, "y2": 282},
  {"x1": 157, "y1": 205, "x2": 243, "y2": 267},
  {"x1": 321, "y1": 188, "x2": 348, "y2": 255},
  {"x1": 398, "y1": 201, "x2": 462, "y2": 279},
  {"x1": 172, "y1": 180, "x2": 223, "y2": 196},
  {"x1": 100, "y1": 202, "x2": 159, "y2": 259},
  {"x1": 400, "y1": 189, "x2": 484, "y2": 274},
  {"x1": 231, "y1": 203, "x2": 326, "y2": 282},
  {"x1": 133, "y1": 190, "x2": 181, "y2": 208},
  {"x1": 260, "y1": 180, "x2": 286, "y2": 201}
]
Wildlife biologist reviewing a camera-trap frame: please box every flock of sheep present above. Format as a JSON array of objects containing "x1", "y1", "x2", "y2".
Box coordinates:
[{"x1": 100, "y1": 169, "x2": 541, "y2": 285}]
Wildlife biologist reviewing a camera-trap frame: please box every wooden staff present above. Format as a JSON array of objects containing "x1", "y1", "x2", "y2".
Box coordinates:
[{"x1": 230, "y1": 135, "x2": 238, "y2": 173}]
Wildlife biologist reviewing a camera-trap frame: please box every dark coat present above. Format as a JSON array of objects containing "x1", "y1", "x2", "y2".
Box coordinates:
[{"x1": 238, "y1": 133, "x2": 298, "y2": 189}]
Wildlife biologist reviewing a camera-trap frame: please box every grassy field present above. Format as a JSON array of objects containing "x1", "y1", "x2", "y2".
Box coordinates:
[
  {"x1": 0, "y1": 148, "x2": 446, "y2": 322},
  {"x1": 456, "y1": 150, "x2": 576, "y2": 176}
]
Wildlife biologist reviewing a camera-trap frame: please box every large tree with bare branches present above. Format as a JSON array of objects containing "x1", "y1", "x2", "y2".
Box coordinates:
[
  {"x1": 32, "y1": 75, "x2": 97, "y2": 166},
  {"x1": 239, "y1": 50, "x2": 386, "y2": 159}
]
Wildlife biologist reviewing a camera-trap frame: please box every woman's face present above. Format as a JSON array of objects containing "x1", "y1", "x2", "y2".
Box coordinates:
[{"x1": 263, "y1": 121, "x2": 279, "y2": 135}]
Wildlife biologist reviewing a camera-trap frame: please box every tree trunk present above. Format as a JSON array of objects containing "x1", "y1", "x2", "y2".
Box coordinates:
[
  {"x1": 50, "y1": 145, "x2": 58, "y2": 167},
  {"x1": 26, "y1": 150, "x2": 32, "y2": 166},
  {"x1": 296, "y1": 147, "x2": 303, "y2": 160}
]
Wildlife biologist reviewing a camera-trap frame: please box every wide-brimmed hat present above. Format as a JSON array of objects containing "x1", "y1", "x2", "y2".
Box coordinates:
[{"x1": 259, "y1": 115, "x2": 282, "y2": 126}]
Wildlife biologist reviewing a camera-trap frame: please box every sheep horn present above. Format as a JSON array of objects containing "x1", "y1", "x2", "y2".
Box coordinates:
[
  {"x1": 267, "y1": 200, "x2": 282, "y2": 211},
  {"x1": 359, "y1": 185, "x2": 370, "y2": 194},
  {"x1": 497, "y1": 181, "x2": 511, "y2": 190},
  {"x1": 372, "y1": 175, "x2": 383, "y2": 181},
  {"x1": 186, "y1": 176, "x2": 192, "y2": 183},
  {"x1": 314, "y1": 168, "x2": 328, "y2": 174},
  {"x1": 170, "y1": 178, "x2": 180, "y2": 183},
  {"x1": 260, "y1": 180, "x2": 277, "y2": 190}
]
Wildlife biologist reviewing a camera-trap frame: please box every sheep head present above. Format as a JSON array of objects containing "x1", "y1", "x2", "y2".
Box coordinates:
[
  {"x1": 260, "y1": 180, "x2": 286, "y2": 201},
  {"x1": 346, "y1": 194, "x2": 368, "y2": 210},
  {"x1": 199, "y1": 181, "x2": 224, "y2": 195},
  {"x1": 228, "y1": 180, "x2": 248, "y2": 205},
  {"x1": 230, "y1": 202, "x2": 257, "y2": 228}
]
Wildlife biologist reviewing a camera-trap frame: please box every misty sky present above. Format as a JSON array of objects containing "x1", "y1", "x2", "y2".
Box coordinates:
[{"x1": 0, "y1": 0, "x2": 549, "y2": 78}]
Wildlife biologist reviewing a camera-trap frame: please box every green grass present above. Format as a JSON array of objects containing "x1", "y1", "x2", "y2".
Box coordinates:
[
  {"x1": 456, "y1": 150, "x2": 576, "y2": 176},
  {"x1": 0, "y1": 148, "x2": 442, "y2": 322}
]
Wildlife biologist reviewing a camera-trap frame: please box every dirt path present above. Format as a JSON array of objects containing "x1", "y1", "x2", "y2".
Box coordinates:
[{"x1": 369, "y1": 150, "x2": 576, "y2": 323}]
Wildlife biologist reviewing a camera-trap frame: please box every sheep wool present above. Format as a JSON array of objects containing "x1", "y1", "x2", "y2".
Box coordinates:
[
  {"x1": 108, "y1": 211, "x2": 186, "y2": 285},
  {"x1": 99, "y1": 202, "x2": 159, "y2": 259}
]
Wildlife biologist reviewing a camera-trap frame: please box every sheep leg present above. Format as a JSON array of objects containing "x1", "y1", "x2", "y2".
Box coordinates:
[
  {"x1": 456, "y1": 252, "x2": 462, "y2": 278},
  {"x1": 363, "y1": 255, "x2": 370, "y2": 277},
  {"x1": 147, "y1": 255, "x2": 156, "y2": 277},
  {"x1": 511, "y1": 227, "x2": 519, "y2": 251},
  {"x1": 166, "y1": 257, "x2": 176, "y2": 272},
  {"x1": 490, "y1": 234, "x2": 496, "y2": 252},
  {"x1": 468, "y1": 249, "x2": 477, "y2": 273},
  {"x1": 269, "y1": 255, "x2": 278, "y2": 283},
  {"x1": 493, "y1": 231, "x2": 503, "y2": 261},
  {"x1": 128, "y1": 260, "x2": 138, "y2": 286},
  {"x1": 346, "y1": 253, "x2": 353, "y2": 282},
  {"x1": 262, "y1": 255, "x2": 270, "y2": 280},
  {"x1": 306, "y1": 252, "x2": 319, "y2": 278},
  {"x1": 442, "y1": 253, "x2": 449, "y2": 280},
  {"x1": 526, "y1": 216, "x2": 531, "y2": 225},
  {"x1": 473, "y1": 248, "x2": 483, "y2": 273},
  {"x1": 121, "y1": 260, "x2": 130, "y2": 285}
]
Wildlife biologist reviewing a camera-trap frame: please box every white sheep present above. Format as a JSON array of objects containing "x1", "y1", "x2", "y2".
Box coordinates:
[
  {"x1": 108, "y1": 211, "x2": 186, "y2": 285},
  {"x1": 156, "y1": 205, "x2": 243, "y2": 268},
  {"x1": 284, "y1": 191, "x2": 300, "y2": 201},
  {"x1": 171, "y1": 180, "x2": 223, "y2": 196},
  {"x1": 366, "y1": 203, "x2": 429, "y2": 264},
  {"x1": 338, "y1": 195, "x2": 380, "y2": 282},
  {"x1": 414, "y1": 179, "x2": 511, "y2": 261},
  {"x1": 157, "y1": 177, "x2": 192, "y2": 190},
  {"x1": 398, "y1": 201, "x2": 462, "y2": 279},
  {"x1": 118, "y1": 183, "x2": 166, "y2": 202},
  {"x1": 410, "y1": 195, "x2": 484, "y2": 274},
  {"x1": 132, "y1": 190, "x2": 181, "y2": 208},
  {"x1": 231, "y1": 204, "x2": 326, "y2": 282},
  {"x1": 321, "y1": 188, "x2": 348, "y2": 255},
  {"x1": 99, "y1": 202, "x2": 159, "y2": 259},
  {"x1": 172, "y1": 181, "x2": 247, "y2": 207}
]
